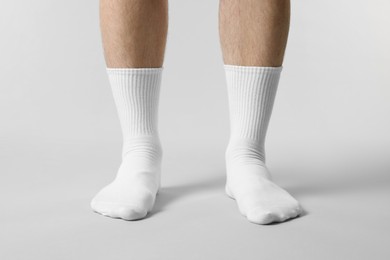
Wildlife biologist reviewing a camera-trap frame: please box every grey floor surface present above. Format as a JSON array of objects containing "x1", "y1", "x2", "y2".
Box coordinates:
[{"x1": 2, "y1": 138, "x2": 390, "y2": 260}]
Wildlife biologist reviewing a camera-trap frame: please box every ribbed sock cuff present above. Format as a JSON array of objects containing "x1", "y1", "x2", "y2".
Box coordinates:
[
  {"x1": 224, "y1": 64, "x2": 282, "y2": 141},
  {"x1": 106, "y1": 67, "x2": 163, "y2": 137},
  {"x1": 224, "y1": 64, "x2": 282, "y2": 74},
  {"x1": 106, "y1": 67, "x2": 163, "y2": 75}
]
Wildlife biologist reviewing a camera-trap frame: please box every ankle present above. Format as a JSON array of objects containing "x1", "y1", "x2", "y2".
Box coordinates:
[
  {"x1": 226, "y1": 138, "x2": 266, "y2": 166},
  {"x1": 122, "y1": 135, "x2": 162, "y2": 158}
]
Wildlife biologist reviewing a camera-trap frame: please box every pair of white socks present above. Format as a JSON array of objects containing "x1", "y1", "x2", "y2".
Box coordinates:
[{"x1": 91, "y1": 65, "x2": 302, "y2": 224}]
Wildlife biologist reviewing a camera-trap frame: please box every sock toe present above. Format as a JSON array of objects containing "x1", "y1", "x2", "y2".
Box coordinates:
[
  {"x1": 91, "y1": 201, "x2": 148, "y2": 220},
  {"x1": 246, "y1": 209, "x2": 278, "y2": 225},
  {"x1": 117, "y1": 206, "x2": 147, "y2": 221},
  {"x1": 290, "y1": 205, "x2": 303, "y2": 219}
]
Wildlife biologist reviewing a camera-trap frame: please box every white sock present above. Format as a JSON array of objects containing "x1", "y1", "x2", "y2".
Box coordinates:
[
  {"x1": 224, "y1": 65, "x2": 302, "y2": 224},
  {"x1": 91, "y1": 68, "x2": 163, "y2": 220}
]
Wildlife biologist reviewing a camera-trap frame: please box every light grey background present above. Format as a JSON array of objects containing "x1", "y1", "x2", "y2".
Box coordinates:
[{"x1": 1, "y1": 1, "x2": 390, "y2": 259}]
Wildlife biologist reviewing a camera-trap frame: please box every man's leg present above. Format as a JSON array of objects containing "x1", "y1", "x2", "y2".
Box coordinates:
[
  {"x1": 91, "y1": 0, "x2": 168, "y2": 220},
  {"x1": 219, "y1": 0, "x2": 302, "y2": 224}
]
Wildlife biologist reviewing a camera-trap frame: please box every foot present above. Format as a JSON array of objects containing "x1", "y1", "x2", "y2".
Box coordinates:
[
  {"x1": 91, "y1": 137, "x2": 161, "y2": 220},
  {"x1": 226, "y1": 144, "x2": 302, "y2": 225}
]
